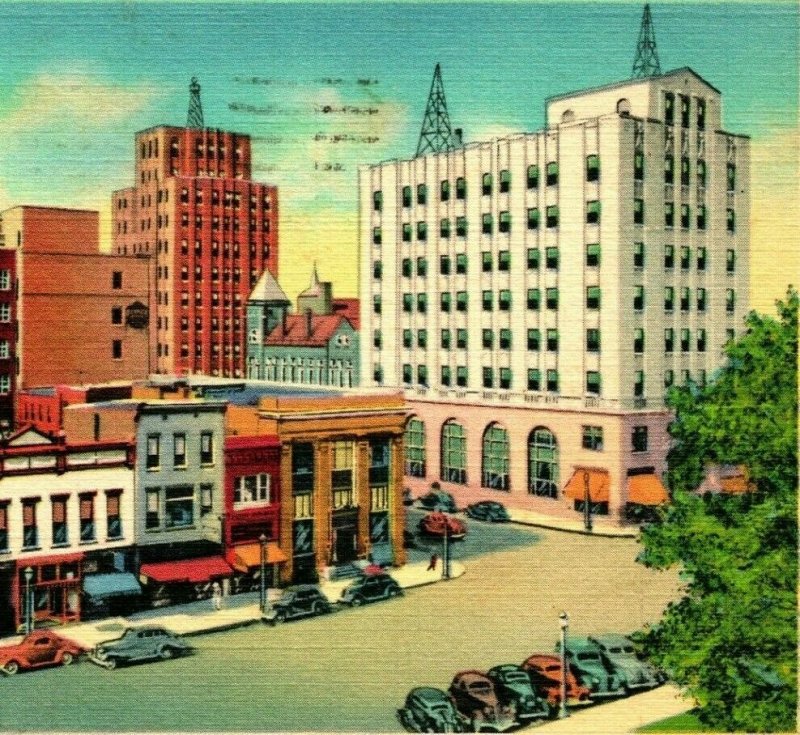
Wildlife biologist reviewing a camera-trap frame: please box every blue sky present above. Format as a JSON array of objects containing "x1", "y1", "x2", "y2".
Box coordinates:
[{"x1": 0, "y1": 2, "x2": 797, "y2": 302}]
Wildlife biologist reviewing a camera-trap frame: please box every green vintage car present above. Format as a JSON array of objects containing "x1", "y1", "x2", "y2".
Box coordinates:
[
  {"x1": 587, "y1": 634, "x2": 665, "y2": 691},
  {"x1": 89, "y1": 626, "x2": 193, "y2": 670},
  {"x1": 560, "y1": 638, "x2": 625, "y2": 699},
  {"x1": 397, "y1": 687, "x2": 468, "y2": 733}
]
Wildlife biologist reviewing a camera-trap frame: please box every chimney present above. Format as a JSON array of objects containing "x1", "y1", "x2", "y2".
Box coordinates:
[
  {"x1": 453, "y1": 128, "x2": 464, "y2": 147},
  {"x1": 305, "y1": 309, "x2": 313, "y2": 337},
  {"x1": 282, "y1": 309, "x2": 288, "y2": 336}
]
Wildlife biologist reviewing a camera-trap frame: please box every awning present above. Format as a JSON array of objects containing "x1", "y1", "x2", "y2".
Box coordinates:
[
  {"x1": 139, "y1": 556, "x2": 233, "y2": 584},
  {"x1": 720, "y1": 474, "x2": 754, "y2": 494},
  {"x1": 564, "y1": 469, "x2": 609, "y2": 502},
  {"x1": 226, "y1": 542, "x2": 288, "y2": 573},
  {"x1": 83, "y1": 572, "x2": 142, "y2": 600},
  {"x1": 627, "y1": 474, "x2": 669, "y2": 506},
  {"x1": 15, "y1": 551, "x2": 84, "y2": 569}
]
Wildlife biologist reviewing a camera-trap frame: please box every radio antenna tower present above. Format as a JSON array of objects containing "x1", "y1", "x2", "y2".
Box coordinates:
[
  {"x1": 416, "y1": 64, "x2": 457, "y2": 157},
  {"x1": 187, "y1": 76, "x2": 204, "y2": 129},
  {"x1": 632, "y1": 4, "x2": 662, "y2": 78}
]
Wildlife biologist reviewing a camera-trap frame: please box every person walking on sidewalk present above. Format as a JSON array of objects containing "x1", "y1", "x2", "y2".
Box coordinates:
[
  {"x1": 211, "y1": 581, "x2": 223, "y2": 611},
  {"x1": 427, "y1": 553, "x2": 438, "y2": 571}
]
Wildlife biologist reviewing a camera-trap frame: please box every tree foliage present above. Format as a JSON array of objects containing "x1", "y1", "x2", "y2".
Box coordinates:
[{"x1": 638, "y1": 290, "x2": 798, "y2": 733}]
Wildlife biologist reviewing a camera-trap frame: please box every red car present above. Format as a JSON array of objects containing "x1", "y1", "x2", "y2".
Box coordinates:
[
  {"x1": 418, "y1": 511, "x2": 467, "y2": 541},
  {"x1": 521, "y1": 654, "x2": 591, "y2": 711},
  {"x1": 0, "y1": 631, "x2": 86, "y2": 675}
]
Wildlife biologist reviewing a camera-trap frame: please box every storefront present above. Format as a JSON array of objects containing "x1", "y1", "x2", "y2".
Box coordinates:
[
  {"x1": 331, "y1": 508, "x2": 359, "y2": 565},
  {"x1": 226, "y1": 541, "x2": 287, "y2": 594},
  {"x1": 82, "y1": 572, "x2": 143, "y2": 619},
  {"x1": 564, "y1": 468, "x2": 610, "y2": 516},
  {"x1": 624, "y1": 469, "x2": 669, "y2": 523},
  {"x1": 138, "y1": 555, "x2": 233, "y2": 607},
  {"x1": 13, "y1": 553, "x2": 84, "y2": 632}
]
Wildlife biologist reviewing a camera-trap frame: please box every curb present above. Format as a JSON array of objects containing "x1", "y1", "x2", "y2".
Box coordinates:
[
  {"x1": 183, "y1": 617, "x2": 261, "y2": 637},
  {"x1": 508, "y1": 517, "x2": 638, "y2": 538}
]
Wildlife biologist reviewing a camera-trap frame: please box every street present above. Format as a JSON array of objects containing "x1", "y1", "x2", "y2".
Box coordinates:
[{"x1": 0, "y1": 513, "x2": 682, "y2": 732}]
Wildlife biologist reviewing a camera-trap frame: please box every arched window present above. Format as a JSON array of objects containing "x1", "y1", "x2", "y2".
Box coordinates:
[
  {"x1": 404, "y1": 418, "x2": 426, "y2": 477},
  {"x1": 528, "y1": 427, "x2": 559, "y2": 498},
  {"x1": 482, "y1": 423, "x2": 509, "y2": 490},
  {"x1": 617, "y1": 98, "x2": 631, "y2": 115},
  {"x1": 440, "y1": 420, "x2": 467, "y2": 484}
]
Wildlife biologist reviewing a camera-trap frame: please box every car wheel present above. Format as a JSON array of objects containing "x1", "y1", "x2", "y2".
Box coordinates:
[
  {"x1": 3, "y1": 660, "x2": 20, "y2": 675},
  {"x1": 351, "y1": 596, "x2": 363, "y2": 607},
  {"x1": 312, "y1": 602, "x2": 324, "y2": 615},
  {"x1": 104, "y1": 657, "x2": 118, "y2": 671},
  {"x1": 275, "y1": 610, "x2": 286, "y2": 623},
  {"x1": 61, "y1": 652, "x2": 75, "y2": 666},
  {"x1": 159, "y1": 647, "x2": 174, "y2": 661},
  {"x1": 390, "y1": 587, "x2": 401, "y2": 598}
]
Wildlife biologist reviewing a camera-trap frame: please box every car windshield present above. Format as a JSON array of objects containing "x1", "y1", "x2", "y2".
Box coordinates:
[
  {"x1": 545, "y1": 665, "x2": 561, "y2": 673},
  {"x1": 623, "y1": 646, "x2": 636, "y2": 654},
  {"x1": 608, "y1": 647, "x2": 622, "y2": 654},
  {"x1": 577, "y1": 652, "x2": 600, "y2": 661},
  {"x1": 469, "y1": 683, "x2": 492, "y2": 694}
]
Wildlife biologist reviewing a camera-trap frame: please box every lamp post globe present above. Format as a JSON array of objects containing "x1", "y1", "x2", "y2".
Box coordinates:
[
  {"x1": 259, "y1": 534, "x2": 268, "y2": 613},
  {"x1": 23, "y1": 566, "x2": 34, "y2": 635},
  {"x1": 558, "y1": 611, "x2": 570, "y2": 719}
]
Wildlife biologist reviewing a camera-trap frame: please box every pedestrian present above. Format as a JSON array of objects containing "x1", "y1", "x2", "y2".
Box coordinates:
[
  {"x1": 427, "y1": 553, "x2": 438, "y2": 571},
  {"x1": 211, "y1": 581, "x2": 222, "y2": 611}
]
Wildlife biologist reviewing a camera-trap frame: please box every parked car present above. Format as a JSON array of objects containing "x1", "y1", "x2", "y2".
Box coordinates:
[
  {"x1": 418, "y1": 512, "x2": 467, "y2": 541},
  {"x1": 0, "y1": 631, "x2": 86, "y2": 675},
  {"x1": 521, "y1": 654, "x2": 591, "y2": 712},
  {"x1": 397, "y1": 687, "x2": 468, "y2": 733},
  {"x1": 587, "y1": 634, "x2": 665, "y2": 690},
  {"x1": 486, "y1": 664, "x2": 550, "y2": 722},
  {"x1": 448, "y1": 670, "x2": 516, "y2": 732},
  {"x1": 339, "y1": 573, "x2": 403, "y2": 606},
  {"x1": 262, "y1": 585, "x2": 333, "y2": 625},
  {"x1": 465, "y1": 501, "x2": 510, "y2": 523},
  {"x1": 560, "y1": 638, "x2": 625, "y2": 699},
  {"x1": 418, "y1": 489, "x2": 458, "y2": 513},
  {"x1": 88, "y1": 626, "x2": 193, "y2": 670}
]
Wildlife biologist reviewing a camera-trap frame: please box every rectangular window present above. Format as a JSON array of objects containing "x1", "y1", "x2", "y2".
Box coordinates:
[
  {"x1": 545, "y1": 247, "x2": 559, "y2": 270},
  {"x1": 527, "y1": 207, "x2": 540, "y2": 230},
  {"x1": 417, "y1": 257, "x2": 428, "y2": 277},
  {"x1": 665, "y1": 202, "x2": 674, "y2": 228},
  {"x1": 456, "y1": 177, "x2": 466, "y2": 200},
  {"x1": 372, "y1": 227, "x2": 382, "y2": 245},
  {"x1": 499, "y1": 211, "x2": 511, "y2": 234},
  {"x1": 664, "y1": 286, "x2": 675, "y2": 311},
  {"x1": 634, "y1": 198, "x2": 644, "y2": 225},
  {"x1": 440, "y1": 255, "x2": 451, "y2": 275},
  {"x1": 665, "y1": 92, "x2": 675, "y2": 124},
  {"x1": 417, "y1": 329, "x2": 428, "y2": 349},
  {"x1": 456, "y1": 216, "x2": 467, "y2": 237},
  {"x1": 634, "y1": 328, "x2": 645, "y2": 354},
  {"x1": 527, "y1": 165, "x2": 539, "y2": 189},
  {"x1": 665, "y1": 328, "x2": 674, "y2": 353},
  {"x1": 498, "y1": 250, "x2": 510, "y2": 271},
  {"x1": 456, "y1": 366, "x2": 468, "y2": 387},
  {"x1": 696, "y1": 246, "x2": 707, "y2": 271},
  {"x1": 373, "y1": 295, "x2": 381, "y2": 314},
  {"x1": 697, "y1": 159, "x2": 707, "y2": 187},
  {"x1": 727, "y1": 163, "x2": 736, "y2": 192},
  {"x1": 680, "y1": 246, "x2": 691, "y2": 270},
  {"x1": 456, "y1": 291, "x2": 467, "y2": 312},
  {"x1": 439, "y1": 218, "x2": 451, "y2": 239},
  {"x1": 482, "y1": 251, "x2": 493, "y2": 272},
  {"x1": 52, "y1": 497, "x2": 68, "y2": 546},
  {"x1": 546, "y1": 205, "x2": 559, "y2": 228},
  {"x1": 546, "y1": 329, "x2": 559, "y2": 352},
  {"x1": 499, "y1": 329, "x2": 512, "y2": 350},
  {"x1": 726, "y1": 249, "x2": 736, "y2": 273},
  {"x1": 482, "y1": 173, "x2": 493, "y2": 196},
  {"x1": 544, "y1": 287, "x2": 557, "y2": 310},
  {"x1": 165, "y1": 486, "x2": 194, "y2": 528},
  {"x1": 632, "y1": 426, "x2": 649, "y2": 452},
  {"x1": 527, "y1": 328, "x2": 541, "y2": 351},
  {"x1": 633, "y1": 285, "x2": 645, "y2": 311},
  {"x1": 482, "y1": 367, "x2": 494, "y2": 389},
  {"x1": 373, "y1": 261, "x2": 382, "y2": 280},
  {"x1": 417, "y1": 221, "x2": 427, "y2": 241},
  {"x1": 582, "y1": 426, "x2": 603, "y2": 450},
  {"x1": 586, "y1": 154, "x2": 600, "y2": 182},
  {"x1": 482, "y1": 291, "x2": 493, "y2": 311},
  {"x1": 681, "y1": 157, "x2": 691, "y2": 186},
  {"x1": 440, "y1": 180, "x2": 450, "y2": 202},
  {"x1": 546, "y1": 369, "x2": 559, "y2": 392},
  {"x1": 586, "y1": 200, "x2": 600, "y2": 225},
  {"x1": 111, "y1": 306, "x2": 123, "y2": 325},
  {"x1": 697, "y1": 329, "x2": 706, "y2": 353},
  {"x1": 482, "y1": 329, "x2": 493, "y2": 349},
  {"x1": 727, "y1": 209, "x2": 736, "y2": 233},
  {"x1": 146, "y1": 489, "x2": 160, "y2": 529},
  {"x1": 681, "y1": 204, "x2": 691, "y2": 230},
  {"x1": 200, "y1": 432, "x2": 214, "y2": 465},
  {"x1": 527, "y1": 288, "x2": 540, "y2": 311},
  {"x1": 402, "y1": 259, "x2": 412, "y2": 278},
  {"x1": 455, "y1": 253, "x2": 467, "y2": 274},
  {"x1": 173, "y1": 433, "x2": 186, "y2": 468},
  {"x1": 586, "y1": 371, "x2": 601, "y2": 395},
  {"x1": 402, "y1": 186, "x2": 412, "y2": 207},
  {"x1": 499, "y1": 368, "x2": 511, "y2": 390},
  {"x1": 441, "y1": 329, "x2": 451, "y2": 349},
  {"x1": 199, "y1": 485, "x2": 213, "y2": 517},
  {"x1": 482, "y1": 213, "x2": 493, "y2": 234},
  {"x1": 402, "y1": 293, "x2": 412, "y2": 312},
  {"x1": 726, "y1": 289, "x2": 736, "y2": 313},
  {"x1": 664, "y1": 244, "x2": 675, "y2": 269},
  {"x1": 586, "y1": 328, "x2": 600, "y2": 352},
  {"x1": 112, "y1": 271, "x2": 122, "y2": 289},
  {"x1": 634, "y1": 152, "x2": 645, "y2": 181},
  {"x1": 680, "y1": 94, "x2": 690, "y2": 128},
  {"x1": 440, "y1": 292, "x2": 452, "y2": 312},
  {"x1": 697, "y1": 205, "x2": 706, "y2": 230},
  {"x1": 681, "y1": 287, "x2": 691, "y2": 312},
  {"x1": 664, "y1": 370, "x2": 675, "y2": 388},
  {"x1": 633, "y1": 241, "x2": 644, "y2": 268},
  {"x1": 697, "y1": 98, "x2": 706, "y2": 129},
  {"x1": 527, "y1": 248, "x2": 540, "y2": 269},
  {"x1": 0, "y1": 270, "x2": 10, "y2": 290},
  {"x1": 499, "y1": 290, "x2": 512, "y2": 311},
  {"x1": 697, "y1": 288, "x2": 707, "y2": 312},
  {"x1": 440, "y1": 364, "x2": 452, "y2": 386},
  {"x1": 586, "y1": 243, "x2": 601, "y2": 267},
  {"x1": 402, "y1": 364, "x2": 412, "y2": 384},
  {"x1": 79, "y1": 494, "x2": 95, "y2": 542},
  {"x1": 146, "y1": 434, "x2": 160, "y2": 469},
  {"x1": 402, "y1": 223, "x2": 412, "y2": 242},
  {"x1": 373, "y1": 329, "x2": 382, "y2": 349},
  {"x1": 681, "y1": 328, "x2": 691, "y2": 352},
  {"x1": 403, "y1": 329, "x2": 412, "y2": 348},
  {"x1": 373, "y1": 190, "x2": 382, "y2": 212},
  {"x1": 634, "y1": 371, "x2": 645, "y2": 398},
  {"x1": 0, "y1": 341, "x2": 11, "y2": 359},
  {"x1": 499, "y1": 169, "x2": 511, "y2": 193},
  {"x1": 417, "y1": 184, "x2": 427, "y2": 205},
  {"x1": 22, "y1": 499, "x2": 38, "y2": 549},
  {"x1": 456, "y1": 329, "x2": 468, "y2": 349},
  {"x1": 527, "y1": 368, "x2": 541, "y2": 391},
  {"x1": 546, "y1": 161, "x2": 558, "y2": 186},
  {"x1": 586, "y1": 286, "x2": 601, "y2": 310},
  {"x1": 112, "y1": 340, "x2": 122, "y2": 360}
]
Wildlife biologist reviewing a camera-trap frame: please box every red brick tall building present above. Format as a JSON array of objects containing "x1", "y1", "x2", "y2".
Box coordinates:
[{"x1": 111, "y1": 84, "x2": 279, "y2": 378}]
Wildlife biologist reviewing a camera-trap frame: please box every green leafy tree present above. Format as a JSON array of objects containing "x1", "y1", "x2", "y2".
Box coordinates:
[{"x1": 638, "y1": 290, "x2": 798, "y2": 733}]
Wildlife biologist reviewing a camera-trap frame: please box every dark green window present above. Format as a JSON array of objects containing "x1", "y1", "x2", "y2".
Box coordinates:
[
  {"x1": 586, "y1": 371, "x2": 601, "y2": 395},
  {"x1": 373, "y1": 190, "x2": 382, "y2": 212},
  {"x1": 499, "y1": 290, "x2": 511, "y2": 311},
  {"x1": 664, "y1": 155, "x2": 674, "y2": 184},
  {"x1": 633, "y1": 241, "x2": 644, "y2": 268},
  {"x1": 527, "y1": 165, "x2": 539, "y2": 189},
  {"x1": 440, "y1": 255, "x2": 451, "y2": 274},
  {"x1": 456, "y1": 366, "x2": 468, "y2": 387},
  {"x1": 546, "y1": 369, "x2": 559, "y2": 392},
  {"x1": 697, "y1": 205, "x2": 707, "y2": 230},
  {"x1": 697, "y1": 247, "x2": 707, "y2": 270},
  {"x1": 482, "y1": 173, "x2": 492, "y2": 196},
  {"x1": 403, "y1": 329, "x2": 412, "y2": 348},
  {"x1": 499, "y1": 368, "x2": 512, "y2": 390},
  {"x1": 373, "y1": 295, "x2": 381, "y2": 314},
  {"x1": 456, "y1": 329, "x2": 468, "y2": 349},
  {"x1": 634, "y1": 328, "x2": 645, "y2": 353},
  {"x1": 726, "y1": 249, "x2": 736, "y2": 273},
  {"x1": 546, "y1": 288, "x2": 558, "y2": 310},
  {"x1": 417, "y1": 329, "x2": 428, "y2": 349},
  {"x1": 417, "y1": 293, "x2": 427, "y2": 313},
  {"x1": 482, "y1": 367, "x2": 494, "y2": 388},
  {"x1": 545, "y1": 247, "x2": 559, "y2": 270},
  {"x1": 498, "y1": 250, "x2": 510, "y2": 271},
  {"x1": 402, "y1": 186, "x2": 412, "y2": 207},
  {"x1": 482, "y1": 213, "x2": 493, "y2": 234},
  {"x1": 372, "y1": 227, "x2": 382, "y2": 245},
  {"x1": 441, "y1": 329, "x2": 451, "y2": 349},
  {"x1": 482, "y1": 291, "x2": 493, "y2": 311},
  {"x1": 665, "y1": 202, "x2": 674, "y2": 228},
  {"x1": 586, "y1": 286, "x2": 601, "y2": 310},
  {"x1": 681, "y1": 157, "x2": 690, "y2": 187},
  {"x1": 664, "y1": 245, "x2": 675, "y2": 269},
  {"x1": 664, "y1": 286, "x2": 674, "y2": 311},
  {"x1": 499, "y1": 329, "x2": 512, "y2": 349},
  {"x1": 417, "y1": 365, "x2": 428, "y2": 386},
  {"x1": 634, "y1": 371, "x2": 645, "y2": 397},
  {"x1": 440, "y1": 292, "x2": 452, "y2": 312},
  {"x1": 680, "y1": 204, "x2": 690, "y2": 230},
  {"x1": 680, "y1": 246, "x2": 691, "y2": 270},
  {"x1": 527, "y1": 207, "x2": 540, "y2": 230},
  {"x1": 482, "y1": 329, "x2": 493, "y2": 349},
  {"x1": 634, "y1": 285, "x2": 645, "y2": 311},
  {"x1": 417, "y1": 257, "x2": 428, "y2": 277},
  {"x1": 586, "y1": 154, "x2": 600, "y2": 182},
  {"x1": 417, "y1": 221, "x2": 428, "y2": 241},
  {"x1": 456, "y1": 216, "x2": 467, "y2": 237},
  {"x1": 664, "y1": 328, "x2": 674, "y2": 353},
  {"x1": 586, "y1": 200, "x2": 601, "y2": 225},
  {"x1": 527, "y1": 369, "x2": 541, "y2": 391},
  {"x1": 402, "y1": 293, "x2": 412, "y2": 312},
  {"x1": 441, "y1": 365, "x2": 451, "y2": 386},
  {"x1": 499, "y1": 169, "x2": 511, "y2": 193},
  {"x1": 456, "y1": 253, "x2": 468, "y2": 274},
  {"x1": 456, "y1": 177, "x2": 466, "y2": 200},
  {"x1": 527, "y1": 288, "x2": 540, "y2": 310},
  {"x1": 546, "y1": 161, "x2": 558, "y2": 186},
  {"x1": 373, "y1": 329, "x2": 382, "y2": 349},
  {"x1": 546, "y1": 329, "x2": 558, "y2": 351},
  {"x1": 586, "y1": 329, "x2": 600, "y2": 352},
  {"x1": 697, "y1": 160, "x2": 707, "y2": 188},
  {"x1": 456, "y1": 291, "x2": 468, "y2": 312},
  {"x1": 402, "y1": 223, "x2": 412, "y2": 242},
  {"x1": 546, "y1": 205, "x2": 559, "y2": 229},
  {"x1": 482, "y1": 251, "x2": 493, "y2": 272},
  {"x1": 417, "y1": 184, "x2": 427, "y2": 205},
  {"x1": 527, "y1": 248, "x2": 540, "y2": 269},
  {"x1": 440, "y1": 180, "x2": 450, "y2": 201},
  {"x1": 402, "y1": 258, "x2": 412, "y2": 278},
  {"x1": 527, "y1": 329, "x2": 540, "y2": 351},
  {"x1": 402, "y1": 364, "x2": 412, "y2": 383},
  {"x1": 727, "y1": 163, "x2": 736, "y2": 192},
  {"x1": 440, "y1": 218, "x2": 451, "y2": 238},
  {"x1": 586, "y1": 243, "x2": 601, "y2": 267},
  {"x1": 373, "y1": 261, "x2": 382, "y2": 280},
  {"x1": 499, "y1": 211, "x2": 511, "y2": 234},
  {"x1": 634, "y1": 198, "x2": 644, "y2": 224}
]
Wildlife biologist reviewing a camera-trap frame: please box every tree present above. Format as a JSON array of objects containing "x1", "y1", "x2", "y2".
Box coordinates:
[{"x1": 637, "y1": 289, "x2": 798, "y2": 733}]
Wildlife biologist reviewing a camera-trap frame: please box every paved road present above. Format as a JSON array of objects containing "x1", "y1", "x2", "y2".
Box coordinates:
[{"x1": 0, "y1": 515, "x2": 681, "y2": 732}]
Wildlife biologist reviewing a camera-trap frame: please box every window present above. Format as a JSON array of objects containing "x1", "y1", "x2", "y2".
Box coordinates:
[
  {"x1": 586, "y1": 286, "x2": 601, "y2": 310},
  {"x1": 586, "y1": 328, "x2": 600, "y2": 352},
  {"x1": 664, "y1": 286, "x2": 675, "y2": 311},
  {"x1": 681, "y1": 204, "x2": 691, "y2": 229},
  {"x1": 440, "y1": 180, "x2": 450, "y2": 202},
  {"x1": 146, "y1": 434, "x2": 160, "y2": 469},
  {"x1": 373, "y1": 190, "x2": 382, "y2": 212},
  {"x1": 582, "y1": 426, "x2": 603, "y2": 451},
  {"x1": 373, "y1": 261, "x2": 382, "y2": 281},
  {"x1": 440, "y1": 292, "x2": 452, "y2": 313},
  {"x1": 165, "y1": 486, "x2": 194, "y2": 528},
  {"x1": 634, "y1": 328, "x2": 645, "y2": 353},
  {"x1": 199, "y1": 485, "x2": 213, "y2": 517},
  {"x1": 438, "y1": 218, "x2": 451, "y2": 240},
  {"x1": 545, "y1": 247, "x2": 559, "y2": 270},
  {"x1": 439, "y1": 255, "x2": 451, "y2": 275},
  {"x1": 697, "y1": 159, "x2": 707, "y2": 188},
  {"x1": 633, "y1": 285, "x2": 645, "y2": 311},
  {"x1": 456, "y1": 329, "x2": 468, "y2": 349},
  {"x1": 726, "y1": 163, "x2": 736, "y2": 192},
  {"x1": 456, "y1": 177, "x2": 466, "y2": 200},
  {"x1": 680, "y1": 246, "x2": 691, "y2": 270},
  {"x1": 697, "y1": 98, "x2": 706, "y2": 129},
  {"x1": 234, "y1": 474, "x2": 271, "y2": 506},
  {"x1": 373, "y1": 329, "x2": 382, "y2": 349},
  {"x1": 417, "y1": 184, "x2": 427, "y2": 205},
  {"x1": 482, "y1": 367, "x2": 494, "y2": 388},
  {"x1": 441, "y1": 365, "x2": 451, "y2": 386},
  {"x1": 0, "y1": 340, "x2": 8, "y2": 359},
  {"x1": 52, "y1": 497, "x2": 68, "y2": 545},
  {"x1": 456, "y1": 291, "x2": 468, "y2": 312},
  {"x1": 482, "y1": 173, "x2": 493, "y2": 196},
  {"x1": 664, "y1": 244, "x2": 675, "y2": 269},
  {"x1": 545, "y1": 288, "x2": 558, "y2": 310},
  {"x1": 527, "y1": 368, "x2": 541, "y2": 391},
  {"x1": 527, "y1": 329, "x2": 541, "y2": 351},
  {"x1": 634, "y1": 198, "x2": 644, "y2": 225},
  {"x1": 681, "y1": 157, "x2": 691, "y2": 186},
  {"x1": 680, "y1": 94, "x2": 690, "y2": 128},
  {"x1": 79, "y1": 494, "x2": 95, "y2": 542},
  {"x1": 405, "y1": 418, "x2": 426, "y2": 477},
  {"x1": 665, "y1": 202, "x2": 674, "y2": 228},
  {"x1": 586, "y1": 200, "x2": 600, "y2": 225},
  {"x1": 499, "y1": 368, "x2": 512, "y2": 390},
  {"x1": 417, "y1": 257, "x2": 428, "y2": 277},
  {"x1": 726, "y1": 249, "x2": 736, "y2": 273},
  {"x1": 441, "y1": 329, "x2": 451, "y2": 349},
  {"x1": 482, "y1": 291, "x2": 493, "y2": 311},
  {"x1": 482, "y1": 424, "x2": 509, "y2": 490},
  {"x1": 402, "y1": 293, "x2": 413, "y2": 312},
  {"x1": 402, "y1": 186, "x2": 412, "y2": 207},
  {"x1": 527, "y1": 207, "x2": 540, "y2": 230},
  {"x1": 200, "y1": 432, "x2": 214, "y2": 465},
  {"x1": 417, "y1": 221, "x2": 427, "y2": 241},
  {"x1": 499, "y1": 211, "x2": 511, "y2": 234},
  {"x1": 112, "y1": 340, "x2": 122, "y2": 360},
  {"x1": 482, "y1": 330, "x2": 493, "y2": 349},
  {"x1": 0, "y1": 503, "x2": 8, "y2": 551},
  {"x1": 681, "y1": 287, "x2": 691, "y2": 312},
  {"x1": 632, "y1": 426, "x2": 648, "y2": 452},
  {"x1": 497, "y1": 250, "x2": 510, "y2": 271},
  {"x1": 546, "y1": 329, "x2": 559, "y2": 352},
  {"x1": 586, "y1": 371, "x2": 601, "y2": 395},
  {"x1": 112, "y1": 271, "x2": 122, "y2": 289},
  {"x1": 482, "y1": 213, "x2": 493, "y2": 235},
  {"x1": 455, "y1": 253, "x2": 467, "y2": 274},
  {"x1": 331, "y1": 441, "x2": 355, "y2": 508},
  {"x1": 499, "y1": 169, "x2": 511, "y2": 193},
  {"x1": 456, "y1": 216, "x2": 467, "y2": 237},
  {"x1": 482, "y1": 251, "x2": 493, "y2": 272},
  {"x1": 0, "y1": 270, "x2": 10, "y2": 290},
  {"x1": 527, "y1": 165, "x2": 539, "y2": 189},
  {"x1": 695, "y1": 288, "x2": 707, "y2": 312},
  {"x1": 586, "y1": 155, "x2": 600, "y2": 182},
  {"x1": 664, "y1": 370, "x2": 675, "y2": 388},
  {"x1": 527, "y1": 248, "x2": 540, "y2": 269},
  {"x1": 726, "y1": 289, "x2": 736, "y2": 313},
  {"x1": 529, "y1": 428, "x2": 559, "y2": 498},
  {"x1": 417, "y1": 330, "x2": 428, "y2": 349},
  {"x1": 697, "y1": 329, "x2": 707, "y2": 352},
  {"x1": 634, "y1": 370, "x2": 645, "y2": 398},
  {"x1": 546, "y1": 161, "x2": 558, "y2": 186},
  {"x1": 499, "y1": 290, "x2": 512, "y2": 311},
  {"x1": 373, "y1": 295, "x2": 382, "y2": 314},
  {"x1": 696, "y1": 205, "x2": 707, "y2": 230},
  {"x1": 456, "y1": 366, "x2": 468, "y2": 387},
  {"x1": 499, "y1": 329, "x2": 512, "y2": 350},
  {"x1": 402, "y1": 364, "x2": 412, "y2": 383},
  {"x1": 403, "y1": 330, "x2": 412, "y2": 348},
  {"x1": 727, "y1": 209, "x2": 736, "y2": 233},
  {"x1": 634, "y1": 242, "x2": 644, "y2": 268},
  {"x1": 372, "y1": 227, "x2": 382, "y2": 245},
  {"x1": 146, "y1": 490, "x2": 160, "y2": 529},
  {"x1": 634, "y1": 152, "x2": 645, "y2": 180},
  {"x1": 586, "y1": 243, "x2": 601, "y2": 267},
  {"x1": 664, "y1": 328, "x2": 674, "y2": 353},
  {"x1": 22, "y1": 499, "x2": 38, "y2": 548},
  {"x1": 527, "y1": 288, "x2": 540, "y2": 310},
  {"x1": 401, "y1": 259, "x2": 412, "y2": 278},
  {"x1": 441, "y1": 420, "x2": 467, "y2": 484}
]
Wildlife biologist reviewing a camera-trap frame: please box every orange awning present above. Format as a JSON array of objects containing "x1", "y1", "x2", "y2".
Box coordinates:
[
  {"x1": 227, "y1": 542, "x2": 288, "y2": 573},
  {"x1": 627, "y1": 474, "x2": 669, "y2": 505},
  {"x1": 564, "y1": 469, "x2": 609, "y2": 502},
  {"x1": 720, "y1": 474, "x2": 754, "y2": 494}
]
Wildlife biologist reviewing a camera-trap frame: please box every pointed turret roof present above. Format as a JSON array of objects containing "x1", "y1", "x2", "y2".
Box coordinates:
[
  {"x1": 248, "y1": 269, "x2": 290, "y2": 304},
  {"x1": 299, "y1": 263, "x2": 323, "y2": 297}
]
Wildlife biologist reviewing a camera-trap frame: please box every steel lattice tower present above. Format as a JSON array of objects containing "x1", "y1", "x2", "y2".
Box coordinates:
[
  {"x1": 416, "y1": 64, "x2": 456, "y2": 157},
  {"x1": 187, "y1": 76, "x2": 204, "y2": 129},
  {"x1": 632, "y1": 4, "x2": 662, "y2": 78}
]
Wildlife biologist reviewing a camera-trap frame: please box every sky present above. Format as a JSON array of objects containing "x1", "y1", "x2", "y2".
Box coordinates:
[{"x1": 0, "y1": 1, "x2": 797, "y2": 309}]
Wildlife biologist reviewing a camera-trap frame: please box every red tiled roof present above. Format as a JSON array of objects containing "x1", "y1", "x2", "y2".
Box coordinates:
[
  {"x1": 264, "y1": 314, "x2": 348, "y2": 347},
  {"x1": 332, "y1": 298, "x2": 360, "y2": 330}
]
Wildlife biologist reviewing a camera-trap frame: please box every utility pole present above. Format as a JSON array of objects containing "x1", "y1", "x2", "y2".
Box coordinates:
[{"x1": 632, "y1": 3, "x2": 662, "y2": 78}]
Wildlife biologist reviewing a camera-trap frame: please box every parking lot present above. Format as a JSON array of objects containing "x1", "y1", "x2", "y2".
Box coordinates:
[{"x1": 0, "y1": 514, "x2": 682, "y2": 732}]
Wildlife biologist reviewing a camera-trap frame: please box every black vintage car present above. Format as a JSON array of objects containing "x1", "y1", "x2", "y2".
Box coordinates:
[
  {"x1": 262, "y1": 585, "x2": 333, "y2": 624},
  {"x1": 465, "y1": 501, "x2": 511, "y2": 523},
  {"x1": 486, "y1": 664, "x2": 550, "y2": 721},
  {"x1": 397, "y1": 687, "x2": 468, "y2": 733},
  {"x1": 339, "y1": 573, "x2": 403, "y2": 606}
]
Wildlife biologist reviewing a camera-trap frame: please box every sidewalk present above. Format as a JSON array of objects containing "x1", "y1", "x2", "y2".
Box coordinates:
[
  {"x1": 1, "y1": 559, "x2": 465, "y2": 650},
  {"x1": 507, "y1": 508, "x2": 638, "y2": 538}
]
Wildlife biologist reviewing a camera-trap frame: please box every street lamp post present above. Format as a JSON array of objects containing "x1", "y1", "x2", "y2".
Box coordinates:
[
  {"x1": 559, "y1": 611, "x2": 570, "y2": 719},
  {"x1": 441, "y1": 514, "x2": 450, "y2": 580},
  {"x1": 583, "y1": 471, "x2": 593, "y2": 533},
  {"x1": 259, "y1": 533, "x2": 267, "y2": 614},
  {"x1": 23, "y1": 566, "x2": 34, "y2": 635}
]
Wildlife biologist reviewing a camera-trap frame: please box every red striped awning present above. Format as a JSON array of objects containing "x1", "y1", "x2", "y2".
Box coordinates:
[{"x1": 139, "y1": 556, "x2": 233, "y2": 584}]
